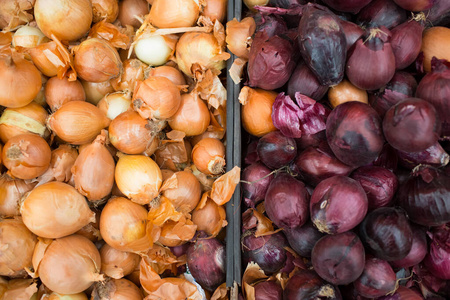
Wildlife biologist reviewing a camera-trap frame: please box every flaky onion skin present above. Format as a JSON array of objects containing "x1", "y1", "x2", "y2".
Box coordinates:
[
  {"x1": 92, "y1": 278, "x2": 143, "y2": 300},
  {"x1": 100, "y1": 244, "x2": 141, "y2": 279}
]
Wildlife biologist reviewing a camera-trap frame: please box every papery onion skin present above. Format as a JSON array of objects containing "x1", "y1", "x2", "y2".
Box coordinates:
[
  {"x1": 41, "y1": 144, "x2": 79, "y2": 184},
  {"x1": 192, "y1": 197, "x2": 226, "y2": 237},
  {"x1": 45, "y1": 77, "x2": 86, "y2": 112},
  {"x1": 354, "y1": 257, "x2": 396, "y2": 298},
  {"x1": 284, "y1": 220, "x2": 325, "y2": 257},
  {"x1": 92, "y1": 278, "x2": 143, "y2": 300},
  {"x1": 287, "y1": 61, "x2": 329, "y2": 101},
  {"x1": 12, "y1": 25, "x2": 48, "y2": 48},
  {"x1": 168, "y1": 93, "x2": 210, "y2": 137},
  {"x1": 100, "y1": 244, "x2": 141, "y2": 279},
  {"x1": 421, "y1": 27, "x2": 450, "y2": 72},
  {"x1": 0, "y1": 218, "x2": 37, "y2": 278},
  {"x1": 36, "y1": 235, "x2": 103, "y2": 294},
  {"x1": 0, "y1": 174, "x2": 35, "y2": 217},
  {"x1": 242, "y1": 162, "x2": 273, "y2": 208},
  {"x1": 391, "y1": 225, "x2": 427, "y2": 268},
  {"x1": 391, "y1": 17, "x2": 424, "y2": 70},
  {"x1": 110, "y1": 59, "x2": 147, "y2": 93},
  {"x1": 191, "y1": 138, "x2": 225, "y2": 175},
  {"x1": 257, "y1": 131, "x2": 296, "y2": 169},
  {"x1": 240, "y1": 87, "x2": 277, "y2": 137},
  {"x1": 226, "y1": 17, "x2": 256, "y2": 59},
  {"x1": 35, "y1": 0, "x2": 93, "y2": 41},
  {"x1": 118, "y1": 0, "x2": 149, "y2": 28},
  {"x1": 20, "y1": 182, "x2": 95, "y2": 238},
  {"x1": 283, "y1": 270, "x2": 342, "y2": 300},
  {"x1": 255, "y1": 281, "x2": 283, "y2": 300},
  {"x1": 423, "y1": 225, "x2": 450, "y2": 280},
  {"x1": 0, "y1": 0, "x2": 35, "y2": 30},
  {"x1": 397, "y1": 142, "x2": 450, "y2": 169},
  {"x1": 356, "y1": 0, "x2": 407, "y2": 30},
  {"x1": 150, "y1": 0, "x2": 199, "y2": 28},
  {"x1": 162, "y1": 171, "x2": 201, "y2": 213},
  {"x1": 92, "y1": 0, "x2": 119, "y2": 23}
]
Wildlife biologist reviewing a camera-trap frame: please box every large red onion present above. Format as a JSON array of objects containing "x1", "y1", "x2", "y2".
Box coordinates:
[
  {"x1": 322, "y1": 0, "x2": 373, "y2": 14},
  {"x1": 425, "y1": 0, "x2": 450, "y2": 27},
  {"x1": 377, "y1": 286, "x2": 424, "y2": 300},
  {"x1": 254, "y1": 281, "x2": 283, "y2": 300},
  {"x1": 391, "y1": 225, "x2": 427, "y2": 268},
  {"x1": 346, "y1": 27, "x2": 396, "y2": 91},
  {"x1": 326, "y1": 101, "x2": 384, "y2": 167},
  {"x1": 383, "y1": 98, "x2": 441, "y2": 152},
  {"x1": 254, "y1": 13, "x2": 288, "y2": 38},
  {"x1": 423, "y1": 225, "x2": 450, "y2": 280},
  {"x1": 397, "y1": 142, "x2": 449, "y2": 169},
  {"x1": 393, "y1": 0, "x2": 434, "y2": 11},
  {"x1": 265, "y1": 172, "x2": 309, "y2": 229},
  {"x1": 311, "y1": 232, "x2": 365, "y2": 285},
  {"x1": 242, "y1": 162, "x2": 273, "y2": 208},
  {"x1": 310, "y1": 176, "x2": 368, "y2": 234},
  {"x1": 284, "y1": 220, "x2": 325, "y2": 257},
  {"x1": 287, "y1": 61, "x2": 329, "y2": 101},
  {"x1": 284, "y1": 270, "x2": 342, "y2": 300},
  {"x1": 257, "y1": 131, "x2": 297, "y2": 169},
  {"x1": 339, "y1": 19, "x2": 364, "y2": 51},
  {"x1": 390, "y1": 16, "x2": 424, "y2": 70},
  {"x1": 354, "y1": 257, "x2": 396, "y2": 298},
  {"x1": 357, "y1": 0, "x2": 407, "y2": 29}
]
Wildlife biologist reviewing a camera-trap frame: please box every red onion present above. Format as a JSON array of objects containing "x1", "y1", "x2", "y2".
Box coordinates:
[
  {"x1": 295, "y1": 130, "x2": 327, "y2": 151},
  {"x1": 346, "y1": 27, "x2": 396, "y2": 91},
  {"x1": 287, "y1": 61, "x2": 329, "y2": 101},
  {"x1": 391, "y1": 225, "x2": 427, "y2": 268},
  {"x1": 372, "y1": 144, "x2": 399, "y2": 172},
  {"x1": 397, "y1": 142, "x2": 449, "y2": 169},
  {"x1": 354, "y1": 257, "x2": 396, "y2": 298},
  {"x1": 326, "y1": 101, "x2": 384, "y2": 167},
  {"x1": 383, "y1": 98, "x2": 441, "y2": 152},
  {"x1": 310, "y1": 175, "x2": 368, "y2": 234},
  {"x1": 378, "y1": 286, "x2": 424, "y2": 300},
  {"x1": 242, "y1": 162, "x2": 274, "y2": 208},
  {"x1": 257, "y1": 131, "x2": 297, "y2": 169},
  {"x1": 284, "y1": 220, "x2": 325, "y2": 257},
  {"x1": 254, "y1": 13, "x2": 288, "y2": 38},
  {"x1": 359, "y1": 207, "x2": 413, "y2": 261},
  {"x1": 284, "y1": 270, "x2": 342, "y2": 300},
  {"x1": 268, "y1": 0, "x2": 305, "y2": 9},
  {"x1": 254, "y1": 281, "x2": 283, "y2": 300},
  {"x1": 339, "y1": 19, "x2": 364, "y2": 51},
  {"x1": 357, "y1": 0, "x2": 407, "y2": 29},
  {"x1": 416, "y1": 58, "x2": 450, "y2": 138},
  {"x1": 244, "y1": 139, "x2": 259, "y2": 165},
  {"x1": 423, "y1": 225, "x2": 450, "y2": 280},
  {"x1": 391, "y1": 16, "x2": 425, "y2": 70},
  {"x1": 413, "y1": 263, "x2": 450, "y2": 298},
  {"x1": 322, "y1": 0, "x2": 373, "y2": 13},
  {"x1": 425, "y1": 0, "x2": 450, "y2": 27},
  {"x1": 393, "y1": 0, "x2": 434, "y2": 11},
  {"x1": 350, "y1": 166, "x2": 398, "y2": 210},
  {"x1": 265, "y1": 172, "x2": 310, "y2": 229},
  {"x1": 311, "y1": 232, "x2": 365, "y2": 285},
  {"x1": 339, "y1": 285, "x2": 372, "y2": 300}
]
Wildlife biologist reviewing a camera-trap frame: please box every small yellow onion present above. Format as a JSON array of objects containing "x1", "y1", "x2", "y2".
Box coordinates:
[
  {"x1": 99, "y1": 197, "x2": 152, "y2": 252},
  {"x1": 115, "y1": 154, "x2": 162, "y2": 204},
  {"x1": 12, "y1": 25, "x2": 49, "y2": 48},
  {"x1": 149, "y1": 0, "x2": 199, "y2": 28},
  {"x1": 243, "y1": 0, "x2": 269, "y2": 10},
  {"x1": 202, "y1": 0, "x2": 227, "y2": 23},
  {"x1": 2, "y1": 134, "x2": 51, "y2": 180},
  {"x1": 0, "y1": 101, "x2": 49, "y2": 143},
  {"x1": 36, "y1": 144, "x2": 78, "y2": 185},
  {"x1": 118, "y1": 0, "x2": 149, "y2": 28},
  {"x1": 100, "y1": 243, "x2": 141, "y2": 279},
  {"x1": 73, "y1": 38, "x2": 122, "y2": 83},
  {"x1": 226, "y1": 17, "x2": 256, "y2": 59},
  {"x1": 33, "y1": 235, "x2": 104, "y2": 294},
  {"x1": 28, "y1": 41, "x2": 70, "y2": 78},
  {"x1": 421, "y1": 26, "x2": 450, "y2": 72},
  {"x1": 97, "y1": 92, "x2": 132, "y2": 120},
  {"x1": 162, "y1": 170, "x2": 201, "y2": 213},
  {"x1": 132, "y1": 76, "x2": 181, "y2": 120},
  {"x1": 168, "y1": 93, "x2": 211, "y2": 137},
  {"x1": 134, "y1": 35, "x2": 176, "y2": 67},
  {"x1": 0, "y1": 174, "x2": 35, "y2": 217},
  {"x1": 191, "y1": 138, "x2": 225, "y2": 175},
  {"x1": 45, "y1": 77, "x2": 86, "y2": 112},
  {"x1": 81, "y1": 80, "x2": 115, "y2": 105},
  {"x1": 147, "y1": 65, "x2": 186, "y2": 86},
  {"x1": 0, "y1": 52, "x2": 42, "y2": 108},
  {"x1": 192, "y1": 194, "x2": 227, "y2": 237},
  {"x1": 92, "y1": 0, "x2": 119, "y2": 23},
  {"x1": 110, "y1": 59, "x2": 147, "y2": 92},
  {"x1": 20, "y1": 182, "x2": 95, "y2": 238},
  {"x1": 41, "y1": 292, "x2": 88, "y2": 300},
  {"x1": 328, "y1": 79, "x2": 368, "y2": 108},
  {"x1": 91, "y1": 278, "x2": 143, "y2": 300},
  {"x1": 47, "y1": 101, "x2": 110, "y2": 145},
  {"x1": 72, "y1": 131, "x2": 115, "y2": 202},
  {"x1": 0, "y1": 217, "x2": 37, "y2": 278},
  {"x1": 240, "y1": 86, "x2": 277, "y2": 137},
  {"x1": 34, "y1": 0, "x2": 93, "y2": 41}
]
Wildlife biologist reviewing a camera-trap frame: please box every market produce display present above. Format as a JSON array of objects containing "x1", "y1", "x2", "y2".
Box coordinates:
[
  {"x1": 231, "y1": 0, "x2": 450, "y2": 299},
  {"x1": 0, "y1": 0, "x2": 238, "y2": 299}
]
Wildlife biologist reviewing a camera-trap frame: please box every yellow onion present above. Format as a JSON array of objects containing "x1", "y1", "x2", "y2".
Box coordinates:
[
  {"x1": 240, "y1": 86, "x2": 277, "y2": 137},
  {"x1": 72, "y1": 131, "x2": 115, "y2": 202},
  {"x1": 134, "y1": 34, "x2": 177, "y2": 67},
  {"x1": 33, "y1": 74, "x2": 48, "y2": 107},
  {"x1": 45, "y1": 77, "x2": 86, "y2": 112},
  {"x1": 108, "y1": 111, "x2": 160, "y2": 155},
  {"x1": 97, "y1": 92, "x2": 132, "y2": 120},
  {"x1": 75, "y1": 209, "x2": 101, "y2": 242},
  {"x1": 20, "y1": 182, "x2": 95, "y2": 238},
  {"x1": 81, "y1": 80, "x2": 115, "y2": 105},
  {"x1": 132, "y1": 76, "x2": 181, "y2": 120},
  {"x1": 0, "y1": 52, "x2": 42, "y2": 108},
  {"x1": 12, "y1": 25, "x2": 49, "y2": 48},
  {"x1": 36, "y1": 144, "x2": 78, "y2": 185},
  {"x1": 91, "y1": 278, "x2": 143, "y2": 300},
  {"x1": 0, "y1": 0, "x2": 35, "y2": 30},
  {"x1": 176, "y1": 31, "x2": 228, "y2": 77},
  {"x1": 0, "y1": 217, "x2": 37, "y2": 278},
  {"x1": 47, "y1": 101, "x2": 110, "y2": 145},
  {"x1": 191, "y1": 138, "x2": 225, "y2": 175},
  {"x1": 2, "y1": 134, "x2": 51, "y2": 180},
  {"x1": 0, "y1": 174, "x2": 35, "y2": 217},
  {"x1": 41, "y1": 292, "x2": 88, "y2": 300},
  {"x1": 162, "y1": 171, "x2": 201, "y2": 213},
  {"x1": 226, "y1": 17, "x2": 256, "y2": 59},
  {"x1": 168, "y1": 93, "x2": 211, "y2": 137},
  {"x1": 202, "y1": 0, "x2": 227, "y2": 23},
  {"x1": 149, "y1": 0, "x2": 199, "y2": 28},
  {"x1": 0, "y1": 101, "x2": 49, "y2": 143},
  {"x1": 157, "y1": 216, "x2": 197, "y2": 247},
  {"x1": 421, "y1": 26, "x2": 450, "y2": 72},
  {"x1": 27, "y1": 41, "x2": 70, "y2": 78},
  {"x1": 73, "y1": 38, "x2": 122, "y2": 83},
  {"x1": 34, "y1": 0, "x2": 92, "y2": 41},
  {"x1": 99, "y1": 197, "x2": 152, "y2": 252},
  {"x1": 115, "y1": 154, "x2": 162, "y2": 204},
  {"x1": 1, "y1": 279, "x2": 37, "y2": 300},
  {"x1": 147, "y1": 65, "x2": 186, "y2": 86},
  {"x1": 243, "y1": 0, "x2": 269, "y2": 10},
  {"x1": 92, "y1": 0, "x2": 119, "y2": 23},
  {"x1": 192, "y1": 194, "x2": 227, "y2": 237},
  {"x1": 328, "y1": 79, "x2": 368, "y2": 108},
  {"x1": 118, "y1": 0, "x2": 149, "y2": 28},
  {"x1": 33, "y1": 235, "x2": 104, "y2": 294},
  {"x1": 154, "y1": 139, "x2": 192, "y2": 172},
  {"x1": 110, "y1": 59, "x2": 147, "y2": 92},
  {"x1": 100, "y1": 244, "x2": 140, "y2": 279}
]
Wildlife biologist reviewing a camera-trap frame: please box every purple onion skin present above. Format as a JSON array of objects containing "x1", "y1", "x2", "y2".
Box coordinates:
[
  {"x1": 378, "y1": 286, "x2": 424, "y2": 300},
  {"x1": 423, "y1": 225, "x2": 450, "y2": 280},
  {"x1": 268, "y1": 0, "x2": 305, "y2": 9},
  {"x1": 242, "y1": 162, "x2": 274, "y2": 208},
  {"x1": 372, "y1": 144, "x2": 399, "y2": 172},
  {"x1": 284, "y1": 270, "x2": 342, "y2": 300},
  {"x1": 369, "y1": 71, "x2": 418, "y2": 118},
  {"x1": 265, "y1": 173, "x2": 310, "y2": 229},
  {"x1": 284, "y1": 220, "x2": 325, "y2": 257},
  {"x1": 354, "y1": 257, "x2": 396, "y2": 298},
  {"x1": 186, "y1": 238, "x2": 225, "y2": 291},
  {"x1": 326, "y1": 101, "x2": 384, "y2": 167},
  {"x1": 287, "y1": 61, "x2": 329, "y2": 101},
  {"x1": 257, "y1": 131, "x2": 297, "y2": 169},
  {"x1": 391, "y1": 225, "x2": 427, "y2": 268},
  {"x1": 383, "y1": 98, "x2": 441, "y2": 152},
  {"x1": 242, "y1": 231, "x2": 288, "y2": 274},
  {"x1": 416, "y1": 58, "x2": 450, "y2": 138},
  {"x1": 340, "y1": 19, "x2": 364, "y2": 51},
  {"x1": 298, "y1": 4, "x2": 347, "y2": 86},
  {"x1": 254, "y1": 281, "x2": 283, "y2": 300},
  {"x1": 310, "y1": 176, "x2": 368, "y2": 234},
  {"x1": 393, "y1": 0, "x2": 434, "y2": 12},
  {"x1": 350, "y1": 166, "x2": 399, "y2": 211},
  {"x1": 322, "y1": 0, "x2": 373, "y2": 14},
  {"x1": 296, "y1": 130, "x2": 327, "y2": 151},
  {"x1": 255, "y1": 14, "x2": 288, "y2": 38},
  {"x1": 425, "y1": 0, "x2": 450, "y2": 27},
  {"x1": 359, "y1": 207, "x2": 413, "y2": 261},
  {"x1": 391, "y1": 18, "x2": 424, "y2": 70},
  {"x1": 357, "y1": 0, "x2": 408, "y2": 29},
  {"x1": 414, "y1": 263, "x2": 450, "y2": 298},
  {"x1": 397, "y1": 142, "x2": 449, "y2": 169},
  {"x1": 312, "y1": 232, "x2": 366, "y2": 285}
]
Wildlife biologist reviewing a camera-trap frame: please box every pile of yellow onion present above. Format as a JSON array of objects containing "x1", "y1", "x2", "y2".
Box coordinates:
[{"x1": 0, "y1": 0, "x2": 239, "y2": 299}]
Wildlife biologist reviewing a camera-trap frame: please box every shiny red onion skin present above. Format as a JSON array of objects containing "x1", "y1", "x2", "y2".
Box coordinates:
[
  {"x1": 257, "y1": 131, "x2": 297, "y2": 169},
  {"x1": 242, "y1": 162, "x2": 274, "y2": 208},
  {"x1": 423, "y1": 225, "x2": 450, "y2": 280},
  {"x1": 357, "y1": 0, "x2": 408, "y2": 29},
  {"x1": 340, "y1": 19, "x2": 364, "y2": 51},
  {"x1": 284, "y1": 270, "x2": 342, "y2": 300},
  {"x1": 254, "y1": 13, "x2": 288, "y2": 38},
  {"x1": 322, "y1": 0, "x2": 373, "y2": 13},
  {"x1": 397, "y1": 142, "x2": 449, "y2": 169},
  {"x1": 390, "y1": 18, "x2": 424, "y2": 70},
  {"x1": 310, "y1": 176, "x2": 368, "y2": 234},
  {"x1": 354, "y1": 257, "x2": 396, "y2": 298},
  {"x1": 254, "y1": 281, "x2": 283, "y2": 300},
  {"x1": 391, "y1": 225, "x2": 427, "y2": 268},
  {"x1": 393, "y1": 0, "x2": 434, "y2": 11},
  {"x1": 284, "y1": 220, "x2": 325, "y2": 257},
  {"x1": 287, "y1": 61, "x2": 329, "y2": 101}
]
